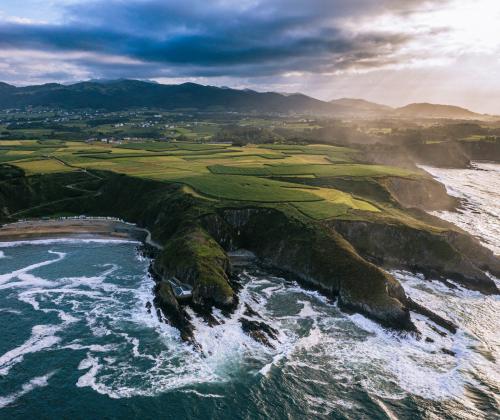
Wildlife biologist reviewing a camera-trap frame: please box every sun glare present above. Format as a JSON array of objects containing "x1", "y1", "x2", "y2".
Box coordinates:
[{"x1": 421, "y1": 0, "x2": 500, "y2": 53}]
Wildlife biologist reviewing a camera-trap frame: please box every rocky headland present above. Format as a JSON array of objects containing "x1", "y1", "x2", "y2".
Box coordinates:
[{"x1": 0, "y1": 166, "x2": 498, "y2": 348}]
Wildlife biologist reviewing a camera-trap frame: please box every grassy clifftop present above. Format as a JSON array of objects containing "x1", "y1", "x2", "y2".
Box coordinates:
[
  {"x1": 1, "y1": 140, "x2": 433, "y2": 223},
  {"x1": 1, "y1": 140, "x2": 498, "y2": 334}
]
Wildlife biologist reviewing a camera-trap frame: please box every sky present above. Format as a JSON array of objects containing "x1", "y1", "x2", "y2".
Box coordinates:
[{"x1": 0, "y1": 0, "x2": 499, "y2": 113}]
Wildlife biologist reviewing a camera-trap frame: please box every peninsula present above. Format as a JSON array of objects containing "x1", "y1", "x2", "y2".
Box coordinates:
[{"x1": 1, "y1": 131, "x2": 498, "y2": 345}]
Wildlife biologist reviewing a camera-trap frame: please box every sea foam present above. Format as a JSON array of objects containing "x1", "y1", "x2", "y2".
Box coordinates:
[
  {"x1": 0, "y1": 371, "x2": 56, "y2": 408},
  {"x1": 0, "y1": 325, "x2": 62, "y2": 375},
  {"x1": 0, "y1": 238, "x2": 139, "y2": 248}
]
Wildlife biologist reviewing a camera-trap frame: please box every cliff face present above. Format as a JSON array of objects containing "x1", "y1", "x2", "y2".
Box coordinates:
[
  {"x1": 409, "y1": 142, "x2": 470, "y2": 168},
  {"x1": 1, "y1": 169, "x2": 498, "y2": 337},
  {"x1": 331, "y1": 219, "x2": 499, "y2": 294},
  {"x1": 362, "y1": 140, "x2": 500, "y2": 171},
  {"x1": 0, "y1": 171, "x2": 96, "y2": 222},
  {"x1": 202, "y1": 208, "x2": 414, "y2": 330},
  {"x1": 459, "y1": 139, "x2": 500, "y2": 162},
  {"x1": 382, "y1": 177, "x2": 458, "y2": 211}
]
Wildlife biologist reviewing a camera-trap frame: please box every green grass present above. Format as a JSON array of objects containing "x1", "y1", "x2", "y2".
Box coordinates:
[
  {"x1": 13, "y1": 159, "x2": 77, "y2": 175},
  {"x1": 209, "y1": 163, "x2": 418, "y2": 178},
  {"x1": 116, "y1": 142, "x2": 229, "y2": 152},
  {"x1": 3, "y1": 140, "x2": 422, "y2": 221},
  {"x1": 182, "y1": 152, "x2": 286, "y2": 161},
  {"x1": 0, "y1": 154, "x2": 33, "y2": 163},
  {"x1": 291, "y1": 187, "x2": 380, "y2": 219},
  {"x1": 292, "y1": 200, "x2": 351, "y2": 219},
  {"x1": 173, "y1": 174, "x2": 321, "y2": 202}
]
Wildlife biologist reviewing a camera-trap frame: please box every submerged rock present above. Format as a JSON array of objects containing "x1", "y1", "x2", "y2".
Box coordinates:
[
  {"x1": 239, "y1": 317, "x2": 279, "y2": 348},
  {"x1": 243, "y1": 303, "x2": 262, "y2": 319},
  {"x1": 441, "y1": 348, "x2": 456, "y2": 356}
]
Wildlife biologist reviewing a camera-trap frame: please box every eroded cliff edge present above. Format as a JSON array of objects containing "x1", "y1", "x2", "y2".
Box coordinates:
[{"x1": 1, "y1": 167, "x2": 498, "y2": 341}]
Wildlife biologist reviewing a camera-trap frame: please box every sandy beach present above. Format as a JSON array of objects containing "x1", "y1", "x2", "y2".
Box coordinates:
[{"x1": 0, "y1": 218, "x2": 147, "y2": 242}]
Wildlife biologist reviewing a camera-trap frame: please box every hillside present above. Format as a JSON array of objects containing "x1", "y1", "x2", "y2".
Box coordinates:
[
  {"x1": 395, "y1": 103, "x2": 483, "y2": 119},
  {"x1": 0, "y1": 80, "x2": 493, "y2": 119},
  {"x1": 1, "y1": 139, "x2": 498, "y2": 337},
  {"x1": 0, "y1": 80, "x2": 336, "y2": 114},
  {"x1": 330, "y1": 98, "x2": 393, "y2": 115}
]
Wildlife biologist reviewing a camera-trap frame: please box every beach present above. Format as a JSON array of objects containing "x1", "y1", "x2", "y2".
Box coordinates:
[{"x1": 0, "y1": 218, "x2": 147, "y2": 242}]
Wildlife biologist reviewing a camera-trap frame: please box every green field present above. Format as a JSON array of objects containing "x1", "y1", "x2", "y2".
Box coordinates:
[
  {"x1": 13, "y1": 158, "x2": 76, "y2": 175},
  {"x1": 2, "y1": 140, "x2": 422, "y2": 220},
  {"x1": 208, "y1": 163, "x2": 415, "y2": 178}
]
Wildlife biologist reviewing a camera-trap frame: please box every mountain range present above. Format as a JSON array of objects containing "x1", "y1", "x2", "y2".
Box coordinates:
[{"x1": 0, "y1": 79, "x2": 491, "y2": 119}]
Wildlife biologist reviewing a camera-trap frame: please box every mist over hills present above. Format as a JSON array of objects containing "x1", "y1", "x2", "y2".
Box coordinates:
[
  {"x1": 329, "y1": 98, "x2": 393, "y2": 115},
  {"x1": 393, "y1": 103, "x2": 481, "y2": 119},
  {"x1": 0, "y1": 79, "x2": 491, "y2": 119}
]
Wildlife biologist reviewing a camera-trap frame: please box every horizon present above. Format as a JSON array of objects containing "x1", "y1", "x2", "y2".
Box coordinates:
[
  {"x1": 0, "y1": 1, "x2": 499, "y2": 113},
  {"x1": 0, "y1": 78, "x2": 491, "y2": 115}
]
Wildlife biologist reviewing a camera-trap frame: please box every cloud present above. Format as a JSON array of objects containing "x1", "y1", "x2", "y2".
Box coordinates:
[
  {"x1": 0, "y1": 0, "x2": 443, "y2": 84},
  {"x1": 3, "y1": 0, "x2": 500, "y2": 114}
]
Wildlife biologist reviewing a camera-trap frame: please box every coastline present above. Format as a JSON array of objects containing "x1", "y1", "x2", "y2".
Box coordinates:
[{"x1": 0, "y1": 217, "x2": 148, "y2": 243}]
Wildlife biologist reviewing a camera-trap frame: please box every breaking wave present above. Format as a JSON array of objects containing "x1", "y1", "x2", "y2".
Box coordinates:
[{"x1": 421, "y1": 162, "x2": 500, "y2": 255}]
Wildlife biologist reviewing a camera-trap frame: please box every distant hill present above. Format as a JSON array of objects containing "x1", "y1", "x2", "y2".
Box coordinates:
[
  {"x1": 0, "y1": 80, "x2": 336, "y2": 114},
  {"x1": 0, "y1": 79, "x2": 492, "y2": 119},
  {"x1": 394, "y1": 103, "x2": 482, "y2": 119},
  {"x1": 330, "y1": 98, "x2": 393, "y2": 115}
]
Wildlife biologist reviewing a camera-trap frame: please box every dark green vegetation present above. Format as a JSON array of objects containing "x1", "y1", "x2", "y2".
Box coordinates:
[
  {"x1": 1, "y1": 90, "x2": 499, "y2": 342},
  {"x1": 0, "y1": 80, "x2": 336, "y2": 114},
  {"x1": 0, "y1": 80, "x2": 493, "y2": 119},
  {"x1": 1, "y1": 133, "x2": 499, "y2": 343}
]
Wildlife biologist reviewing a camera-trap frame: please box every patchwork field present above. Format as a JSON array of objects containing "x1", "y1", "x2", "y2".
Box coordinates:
[
  {"x1": 12, "y1": 158, "x2": 75, "y2": 175},
  {"x1": 1, "y1": 139, "x2": 424, "y2": 220}
]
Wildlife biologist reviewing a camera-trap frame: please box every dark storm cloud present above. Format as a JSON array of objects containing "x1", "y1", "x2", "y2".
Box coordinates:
[{"x1": 0, "y1": 0, "x2": 445, "y2": 80}]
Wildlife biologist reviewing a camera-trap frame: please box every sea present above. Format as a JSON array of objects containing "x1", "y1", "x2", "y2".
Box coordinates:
[{"x1": 0, "y1": 162, "x2": 499, "y2": 419}]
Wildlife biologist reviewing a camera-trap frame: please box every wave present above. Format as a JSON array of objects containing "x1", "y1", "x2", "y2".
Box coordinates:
[
  {"x1": 0, "y1": 251, "x2": 65, "y2": 286},
  {"x1": 421, "y1": 162, "x2": 500, "y2": 255},
  {"x1": 179, "y1": 389, "x2": 224, "y2": 398},
  {"x1": 394, "y1": 271, "x2": 500, "y2": 401},
  {"x1": 0, "y1": 371, "x2": 57, "y2": 408},
  {"x1": 1, "y1": 239, "x2": 497, "y2": 417},
  {"x1": 0, "y1": 238, "x2": 140, "y2": 248},
  {"x1": 240, "y1": 272, "x2": 496, "y2": 406},
  {"x1": 0, "y1": 308, "x2": 22, "y2": 315},
  {"x1": 0, "y1": 325, "x2": 62, "y2": 376}
]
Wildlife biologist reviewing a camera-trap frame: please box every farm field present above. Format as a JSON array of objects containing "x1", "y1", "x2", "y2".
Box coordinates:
[
  {"x1": 1, "y1": 139, "x2": 424, "y2": 220},
  {"x1": 12, "y1": 158, "x2": 75, "y2": 175}
]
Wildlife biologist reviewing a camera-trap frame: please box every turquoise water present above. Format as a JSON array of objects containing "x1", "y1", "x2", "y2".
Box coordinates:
[{"x1": 0, "y1": 238, "x2": 499, "y2": 419}]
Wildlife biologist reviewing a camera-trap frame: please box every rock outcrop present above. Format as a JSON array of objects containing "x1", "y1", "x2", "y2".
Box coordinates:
[
  {"x1": 382, "y1": 176, "x2": 459, "y2": 211},
  {"x1": 203, "y1": 208, "x2": 416, "y2": 331},
  {"x1": 331, "y1": 219, "x2": 499, "y2": 294},
  {"x1": 153, "y1": 225, "x2": 235, "y2": 311},
  {"x1": 2, "y1": 168, "x2": 497, "y2": 342}
]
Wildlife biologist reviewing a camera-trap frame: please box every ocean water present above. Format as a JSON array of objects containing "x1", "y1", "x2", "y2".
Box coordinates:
[
  {"x1": 0, "y1": 165, "x2": 499, "y2": 419},
  {"x1": 421, "y1": 162, "x2": 500, "y2": 255}
]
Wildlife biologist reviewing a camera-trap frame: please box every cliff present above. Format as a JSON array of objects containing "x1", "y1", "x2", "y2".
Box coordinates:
[
  {"x1": 1, "y1": 167, "x2": 498, "y2": 341},
  {"x1": 331, "y1": 219, "x2": 499, "y2": 294}
]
